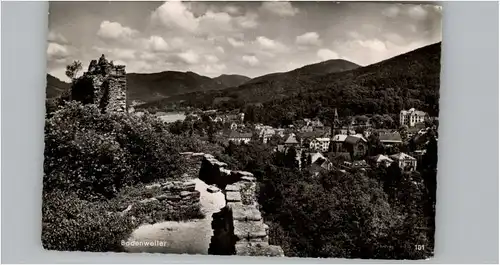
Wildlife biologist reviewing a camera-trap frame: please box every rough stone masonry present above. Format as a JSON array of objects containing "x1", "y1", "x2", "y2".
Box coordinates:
[
  {"x1": 181, "y1": 152, "x2": 285, "y2": 257},
  {"x1": 71, "y1": 54, "x2": 127, "y2": 113}
]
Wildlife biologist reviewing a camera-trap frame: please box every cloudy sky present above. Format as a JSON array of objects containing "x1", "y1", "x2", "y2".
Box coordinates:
[{"x1": 47, "y1": 1, "x2": 442, "y2": 81}]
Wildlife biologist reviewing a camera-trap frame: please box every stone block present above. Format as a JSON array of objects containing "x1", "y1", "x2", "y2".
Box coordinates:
[
  {"x1": 139, "y1": 197, "x2": 158, "y2": 204},
  {"x1": 225, "y1": 184, "x2": 240, "y2": 192},
  {"x1": 241, "y1": 176, "x2": 256, "y2": 182},
  {"x1": 231, "y1": 204, "x2": 262, "y2": 221},
  {"x1": 220, "y1": 168, "x2": 231, "y2": 176},
  {"x1": 145, "y1": 183, "x2": 161, "y2": 189},
  {"x1": 166, "y1": 195, "x2": 181, "y2": 201},
  {"x1": 233, "y1": 220, "x2": 267, "y2": 240},
  {"x1": 226, "y1": 202, "x2": 242, "y2": 210},
  {"x1": 156, "y1": 194, "x2": 168, "y2": 201},
  {"x1": 235, "y1": 171, "x2": 254, "y2": 177},
  {"x1": 183, "y1": 181, "x2": 196, "y2": 191},
  {"x1": 207, "y1": 186, "x2": 221, "y2": 193},
  {"x1": 226, "y1": 191, "x2": 242, "y2": 202}
]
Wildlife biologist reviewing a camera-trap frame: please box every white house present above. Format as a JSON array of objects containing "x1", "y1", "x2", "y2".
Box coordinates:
[
  {"x1": 372, "y1": 154, "x2": 394, "y2": 168},
  {"x1": 309, "y1": 138, "x2": 330, "y2": 152},
  {"x1": 259, "y1": 128, "x2": 276, "y2": 143},
  {"x1": 390, "y1": 152, "x2": 418, "y2": 171},
  {"x1": 228, "y1": 131, "x2": 253, "y2": 144},
  {"x1": 400, "y1": 108, "x2": 427, "y2": 127}
]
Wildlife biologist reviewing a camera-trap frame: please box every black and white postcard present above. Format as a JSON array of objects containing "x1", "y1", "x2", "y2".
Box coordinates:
[{"x1": 43, "y1": 1, "x2": 442, "y2": 259}]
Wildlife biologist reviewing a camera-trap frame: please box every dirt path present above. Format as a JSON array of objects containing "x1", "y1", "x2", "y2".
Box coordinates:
[{"x1": 123, "y1": 178, "x2": 225, "y2": 254}]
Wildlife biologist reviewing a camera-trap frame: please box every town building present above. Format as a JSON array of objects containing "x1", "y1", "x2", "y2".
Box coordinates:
[
  {"x1": 309, "y1": 138, "x2": 331, "y2": 152},
  {"x1": 259, "y1": 127, "x2": 276, "y2": 144},
  {"x1": 331, "y1": 134, "x2": 348, "y2": 153},
  {"x1": 284, "y1": 134, "x2": 300, "y2": 150},
  {"x1": 227, "y1": 131, "x2": 253, "y2": 144},
  {"x1": 344, "y1": 135, "x2": 368, "y2": 158},
  {"x1": 371, "y1": 154, "x2": 394, "y2": 168},
  {"x1": 379, "y1": 132, "x2": 403, "y2": 147},
  {"x1": 390, "y1": 152, "x2": 418, "y2": 171},
  {"x1": 400, "y1": 108, "x2": 427, "y2": 127}
]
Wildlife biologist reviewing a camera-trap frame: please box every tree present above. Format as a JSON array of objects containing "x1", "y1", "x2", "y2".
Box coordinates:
[
  {"x1": 65, "y1": 60, "x2": 83, "y2": 81},
  {"x1": 300, "y1": 151, "x2": 308, "y2": 170},
  {"x1": 284, "y1": 147, "x2": 298, "y2": 169},
  {"x1": 367, "y1": 133, "x2": 385, "y2": 156},
  {"x1": 398, "y1": 125, "x2": 409, "y2": 141}
]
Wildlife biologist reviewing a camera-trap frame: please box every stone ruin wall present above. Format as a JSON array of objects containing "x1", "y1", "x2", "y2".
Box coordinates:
[
  {"x1": 180, "y1": 152, "x2": 285, "y2": 257},
  {"x1": 72, "y1": 55, "x2": 127, "y2": 113},
  {"x1": 119, "y1": 180, "x2": 200, "y2": 224}
]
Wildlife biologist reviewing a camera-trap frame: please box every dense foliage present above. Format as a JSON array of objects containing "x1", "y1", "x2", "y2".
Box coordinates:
[
  {"x1": 44, "y1": 101, "x2": 190, "y2": 199},
  {"x1": 41, "y1": 189, "x2": 135, "y2": 252},
  {"x1": 42, "y1": 100, "x2": 213, "y2": 252},
  {"x1": 217, "y1": 135, "x2": 437, "y2": 259}
]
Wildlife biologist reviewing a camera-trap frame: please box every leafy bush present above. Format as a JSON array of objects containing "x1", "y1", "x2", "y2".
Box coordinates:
[
  {"x1": 41, "y1": 189, "x2": 135, "y2": 252},
  {"x1": 43, "y1": 101, "x2": 187, "y2": 199}
]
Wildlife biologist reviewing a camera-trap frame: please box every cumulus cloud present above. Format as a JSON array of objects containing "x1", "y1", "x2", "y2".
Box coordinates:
[
  {"x1": 382, "y1": 5, "x2": 401, "y2": 18},
  {"x1": 202, "y1": 63, "x2": 227, "y2": 75},
  {"x1": 223, "y1": 5, "x2": 240, "y2": 15},
  {"x1": 178, "y1": 50, "x2": 199, "y2": 64},
  {"x1": 317, "y1": 49, "x2": 340, "y2": 61},
  {"x1": 235, "y1": 12, "x2": 259, "y2": 29},
  {"x1": 150, "y1": 1, "x2": 258, "y2": 36},
  {"x1": 216, "y1": 46, "x2": 225, "y2": 53},
  {"x1": 205, "y1": 54, "x2": 219, "y2": 63},
  {"x1": 256, "y1": 36, "x2": 287, "y2": 51},
  {"x1": 296, "y1": 32, "x2": 321, "y2": 46},
  {"x1": 147, "y1": 35, "x2": 170, "y2": 52},
  {"x1": 407, "y1": 5, "x2": 428, "y2": 20},
  {"x1": 150, "y1": 1, "x2": 199, "y2": 32},
  {"x1": 47, "y1": 43, "x2": 69, "y2": 60},
  {"x1": 260, "y1": 1, "x2": 299, "y2": 17},
  {"x1": 97, "y1": 21, "x2": 138, "y2": 40},
  {"x1": 242, "y1": 55, "x2": 259, "y2": 66},
  {"x1": 228, "y1": 37, "x2": 245, "y2": 47},
  {"x1": 47, "y1": 31, "x2": 68, "y2": 44}
]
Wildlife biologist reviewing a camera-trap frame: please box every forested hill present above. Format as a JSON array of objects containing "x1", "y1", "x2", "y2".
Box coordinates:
[
  {"x1": 136, "y1": 59, "x2": 361, "y2": 111},
  {"x1": 213, "y1": 74, "x2": 251, "y2": 88},
  {"x1": 153, "y1": 42, "x2": 440, "y2": 127},
  {"x1": 253, "y1": 42, "x2": 442, "y2": 126},
  {"x1": 126, "y1": 71, "x2": 229, "y2": 103},
  {"x1": 244, "y1": 59, "x2": 360, "y2": 85}
]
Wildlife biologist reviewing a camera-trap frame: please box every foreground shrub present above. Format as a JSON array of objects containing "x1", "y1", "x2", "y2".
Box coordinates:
[
  {"x1": 41, "y1": 189, "x2": 135, "y2": 252},
  {"x1": 44, "y1": 101, "x2": 188, "y2": 199}
]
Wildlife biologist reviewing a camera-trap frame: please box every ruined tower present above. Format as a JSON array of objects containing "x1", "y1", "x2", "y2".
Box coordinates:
[{"x1": 71, "y1": 54, "x2": 127, "y2": 113}]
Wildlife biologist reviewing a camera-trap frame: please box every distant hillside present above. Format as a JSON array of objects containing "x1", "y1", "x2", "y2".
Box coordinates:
[
  {"x1": 213, "y1": 74, "x2": 251, "y2": 89},
  {"x1": 137, "y1": 59, "x2": 360, "y2": 110},
  {"x1": 46, "y1": 74, "x2": 70, "y2": 99},
  {"x1": 126, "y1": 71, "x2": 226, "y2": 102},
  {"x1": 138, "y1": 42, "x2": 442, "y2": 127},
  {"x1": 245, "y1": 59, "x2": 360, "y2": 85},
  {"x1": 250, "y1": 42, "x2": 443, "y2": 126}
]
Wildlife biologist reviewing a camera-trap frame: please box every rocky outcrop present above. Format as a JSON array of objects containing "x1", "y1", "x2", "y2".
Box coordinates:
[{"x1": 181, "y1": 152, "x2": 284, "y2": 257}]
